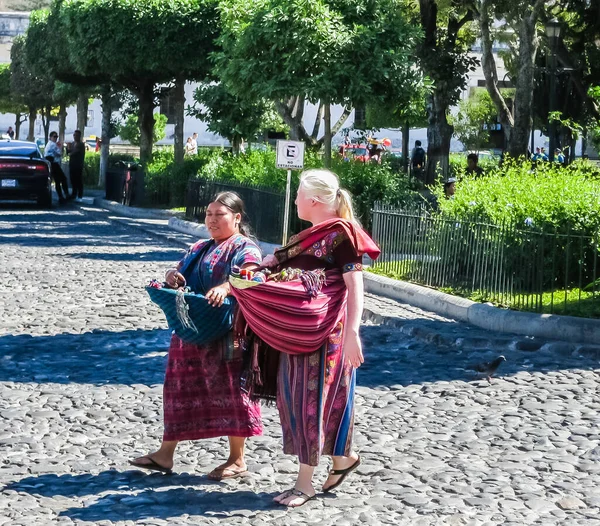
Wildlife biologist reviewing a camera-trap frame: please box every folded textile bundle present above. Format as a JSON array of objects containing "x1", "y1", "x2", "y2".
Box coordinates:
[
  {"x1": 229, "y1": 269, "x2": 347, "y2": 355},
  {"x1": 146, "y1": 284, "x2": 234, "y2": 345}
]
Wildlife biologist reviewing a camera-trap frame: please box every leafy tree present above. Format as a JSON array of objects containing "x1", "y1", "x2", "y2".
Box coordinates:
[
  {"x1": 0, "y1": 64, "x2": 28, "y2": 138},
  {"x1": 9, "y1": 36, "x2": 54, "y2": 141},
  {"x1": 416, "y1": 0, "x2": 479, "y2": 183},
  {"x1": 217, "y1": 0, "x2": 423, "y2": 165},
  {"x1": 472, "y1": 0, "x2": 547, "y2": 158},
  {"x1": 57, "y1": 0, "x2": 220, "y2": 167},
  {"x1": 189, "y1": 83, "x2": 277, "y2": 154},
  {"x1": 450, "y1": 88, "x2": 505, "y2": 151},
  {"x1": 117, "y1": 113, "x2": 167, "y2": 147}
]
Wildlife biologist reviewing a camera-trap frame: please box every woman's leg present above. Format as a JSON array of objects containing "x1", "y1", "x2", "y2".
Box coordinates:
[
  {"x1": 322, "y1": 451, "x2": 360, "y2": 491},
  {"x1": 131, "y1": 440, "x2": 178, "y2": 470},
  {"x1": 274, "y1": 463, "x2": 316, "y2": 506},
  {"x1": 207, "y1": 436, "x2": 249, "y2": 479}
]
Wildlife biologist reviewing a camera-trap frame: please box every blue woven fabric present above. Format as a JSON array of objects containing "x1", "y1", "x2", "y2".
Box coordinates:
[{"x1": 146, "y1": 286, "x2": 234, "y2": 345}]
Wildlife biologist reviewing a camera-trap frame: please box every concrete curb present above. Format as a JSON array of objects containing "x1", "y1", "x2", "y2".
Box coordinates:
[
  {"x1": 168, "y1": 216, "x2": 280, "y2": 256},
  {"x1": 364, "y1": 272, "x2": 600, "y2": 345},
  {"x1": 92, "y1": 197, "x2": 280, "y2": 256},
  {"x1": 93, "y1": 198, "x2": 183, "y2": 220}
]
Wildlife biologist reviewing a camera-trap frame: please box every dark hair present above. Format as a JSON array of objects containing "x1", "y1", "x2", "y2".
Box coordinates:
[
  {"x1": 415, "y1": 140, "x2": 422, "y2": 146},
  {"x1": 212, "y1": 191, "x2": 253, "y2": 238},
  {"x1": 467, "y1": 153, "x2": 478, "y2": 162}
]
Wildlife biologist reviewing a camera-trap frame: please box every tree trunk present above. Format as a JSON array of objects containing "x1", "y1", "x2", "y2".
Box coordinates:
[
  {"x1": 311, "y1": 101, "x2": 324, "y2": 141},
  {"x1": 509, "y1": 17, "x2": 539, "y2": 158},
  {"x1": 58, "y1": 104, "x2": 67, "y2": 144},
  {"x1": 475, "y1": 0, "x2": 545, "y2": 158},
  {"x1": 232, "y1": 135, "x2": 242, "y2": 155},
  {"x1": 475, "y1": 0, "x2": 514, "y2": 144},
  {"x1": 323, "y1": 103, "x2": 332, "y2": 168},
  {"x1": 42, "y1": 105, "x2": 52, "y2": 143},
  {"x1": 27, "y1": 107, "x2": 35, "y2": 142},
  {"x1": 138, "y1": 80, "x2": 155, "y2": 168},
  {"x1": 99, "y1": 89, "x2": 113, "y2": 187},
  {"x1": 275, "y1": 96, "x2": 311, "y2": 143},
  {"x1": 173, "y1": 77, "x2": 185, "y2": 166},
  {"x1": 15, "y1": 113, "x2": 24, "y2": 139},
  {"x1": 76, "y1": 92, "x2": 88, "y2": 136},
  {"x1": 425, "y1": 91, "x2": 452, "y2": 184},
  {"x1": 402, "y1": 121, "x2": 410, "y2": 173}
]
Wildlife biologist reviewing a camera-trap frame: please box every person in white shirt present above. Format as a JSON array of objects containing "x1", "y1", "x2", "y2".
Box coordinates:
[
  {"x1": 44, "y1": 131, "x2": 69, "y2": 204},
  {"x1": 190, "y1": 132, "x2": 198, "y2": 155}
]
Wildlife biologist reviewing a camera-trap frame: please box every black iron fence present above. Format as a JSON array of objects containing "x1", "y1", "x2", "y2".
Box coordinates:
[
  {"x1": 186, "y1": 178, "x2": 308, "y2": 244},
  {"x1": 371, "y1": 204, "x2": 600, "y2": 317}
]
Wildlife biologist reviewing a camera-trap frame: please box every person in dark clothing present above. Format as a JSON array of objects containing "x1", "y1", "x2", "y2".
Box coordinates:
[
  {"x1": 410, "y1": 140, "x2": 426, "y2": 182},
  {"x1": 44, "y1": 131, "x2": 69, "y2": 204},
  {"x1": 466, "y1": 153, "x2": 484, "y2": 177},
  {"x1": 66, "y1": 130, "x2": 85, "y2": 201},
  {"x1": 7, "y1": 126, "x2": 15, "y2": 139}
]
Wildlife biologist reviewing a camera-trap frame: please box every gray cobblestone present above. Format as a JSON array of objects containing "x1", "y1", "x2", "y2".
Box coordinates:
[{"x1": 0, "y1": 204, "x2": 599, "y2": 525}]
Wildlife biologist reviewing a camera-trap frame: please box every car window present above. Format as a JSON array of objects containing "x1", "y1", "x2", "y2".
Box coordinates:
[{"x1": 0, "y1": 144, "x2": 42, "y2": 158}]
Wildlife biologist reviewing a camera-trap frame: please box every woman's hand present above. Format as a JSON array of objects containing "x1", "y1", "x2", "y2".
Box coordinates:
[
  {"x1": 205, "y1": 283, "x2": 230, "y2": 307},
  {"x1": 344, "y1": 331, "x2": 364, "y2": 368},
  {"x1": 261, "y1": 254, "x2": 278, "y2": 268},
  {"x1": 165, "y1": 269, "x2": 186, "y2": 289}
]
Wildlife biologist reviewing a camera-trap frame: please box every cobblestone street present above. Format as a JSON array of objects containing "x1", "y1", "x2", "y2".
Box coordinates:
[{"x1": 1, "y1": 204, "x2": 599, "y2": 525}]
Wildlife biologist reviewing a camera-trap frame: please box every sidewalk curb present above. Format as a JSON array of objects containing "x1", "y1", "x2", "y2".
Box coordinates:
[
  {"x1": 93, "y1": 198, "x2": 183, "y2": 220},
  {"x1": 168, "y1": 216, "x2": 281, "y2": 256},
  {"x1": 92, "y1": 198, "x2": 280, "y2": 255},
  {"x1": 364, "y1": 272, "x2": 600, "y2": 345}
]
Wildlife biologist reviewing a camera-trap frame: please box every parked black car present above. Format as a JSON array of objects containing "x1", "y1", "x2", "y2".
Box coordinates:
[{"x1": 0, "y1": 140, "x2": 52, "y2": 208}]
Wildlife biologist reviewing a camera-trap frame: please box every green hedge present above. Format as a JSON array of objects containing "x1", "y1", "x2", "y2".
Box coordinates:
[
  {"x1": 140, "y1": 147, "x2": 420, "y2": 229},
  {"x1": 436, "y1": 158, "x2": 600, "y2": 236}
]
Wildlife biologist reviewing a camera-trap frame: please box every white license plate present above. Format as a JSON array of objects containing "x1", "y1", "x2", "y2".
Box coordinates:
[{"x1": 1, "y1": 179, "x2": 16, "y2": 188}]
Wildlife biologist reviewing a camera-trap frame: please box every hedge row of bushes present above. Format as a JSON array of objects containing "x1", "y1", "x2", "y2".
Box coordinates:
[{"x1": 138, "y1": 148, "x2": 420, "y2": 230}]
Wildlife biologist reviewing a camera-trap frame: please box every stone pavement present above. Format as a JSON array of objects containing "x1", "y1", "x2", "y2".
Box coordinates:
[{"x1": 0, "y1": 202, "x2": 599, "y2": 526}]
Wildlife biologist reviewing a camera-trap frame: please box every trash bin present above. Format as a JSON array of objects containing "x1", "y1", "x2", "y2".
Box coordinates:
[{"x1": 105, "y1": 162, "x2": 144, "y2": 206}]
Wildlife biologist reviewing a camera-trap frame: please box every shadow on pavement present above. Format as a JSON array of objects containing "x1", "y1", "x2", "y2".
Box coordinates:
[
  {"x1": 0, "y1": 328, "x2": 171, "y2": 386},
  {"x1": 356, "y1": 323, "x2": 600, "y2": 389},
  {"x1": 64, "y1": 249, "x2": 185, "y2": 262},
  {"x1": 3, "y1": 470, "x2": 215, "y2": 498},
  {"x1": 59, "y1": 488, "x2": 280, "y2": 522}
]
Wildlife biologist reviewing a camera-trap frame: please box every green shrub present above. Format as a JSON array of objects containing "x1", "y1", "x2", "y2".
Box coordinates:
[
  {"x1": 436, "y1": 158, "x2": 600, "y2": 236},
  {"x1": 145, "y1": 149, "x2": 211, "y2": 207}
]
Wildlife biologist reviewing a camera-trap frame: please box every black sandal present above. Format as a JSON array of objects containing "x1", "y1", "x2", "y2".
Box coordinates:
[
  {"x1": 276, "y1": 489, "x2": 316, "y2": 508},
  {"x1": 128, "y1": 455, "x2": 173, "y2": 475},
  {"x1": 322, "y1": 455, "x2": 361, "y2": 493}
]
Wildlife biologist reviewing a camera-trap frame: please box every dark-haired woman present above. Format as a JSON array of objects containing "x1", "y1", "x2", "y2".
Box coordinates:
[{"x1": 129, "y1": 192, "x2": 263, "y2": 479}]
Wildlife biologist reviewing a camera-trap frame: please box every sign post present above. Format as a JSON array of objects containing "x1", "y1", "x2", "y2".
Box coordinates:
[{"x1": 276, "y1": 140, "x2": 305, "y2": 245}]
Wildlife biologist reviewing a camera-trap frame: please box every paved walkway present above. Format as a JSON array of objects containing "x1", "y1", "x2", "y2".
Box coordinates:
[{"x1": 0, "y1": 202, "x2": 599, "y2": 525}]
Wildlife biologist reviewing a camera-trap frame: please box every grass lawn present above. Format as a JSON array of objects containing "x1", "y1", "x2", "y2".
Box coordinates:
[{"x1": 366, "y1": 267, "x2": 600, "y2": 319}]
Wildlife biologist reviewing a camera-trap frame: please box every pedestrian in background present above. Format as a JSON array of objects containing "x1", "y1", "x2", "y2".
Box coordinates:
[
  {"x1": 190, "y1": 132, "x2": 198, "y2": 155},
  {"x1": 66, "y1": 130, "x2": 85, "y2": 202},
  {"x1": 184, "y1": 136, "x2": 194, "y2": 156},
  {"x1": 410, "y1": 140, "x2": 426, "y2": 183},
  {"x1": 44, "y1": 131, "x2": 69, "y2": 205},
  {"x1": 466, "y1": 153, "x2": 484, "y2": 177},
  {"x1": 6, "y1": 126, "x2": 14, "y2": 139},
  {"x1": 129, "y1": 192, "x2": 263, "y2": 479},
  {"x1": 444, "y1": 177, "x2": 456, "y2": 199}
]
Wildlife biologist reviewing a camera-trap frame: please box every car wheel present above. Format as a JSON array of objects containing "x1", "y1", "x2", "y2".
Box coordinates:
[{"x1": 37, "y1": 189, "x2": 52, "y2": 209}]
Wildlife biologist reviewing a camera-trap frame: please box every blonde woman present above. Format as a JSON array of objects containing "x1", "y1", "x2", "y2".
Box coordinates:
[{"x1": 234, "y1": 169, "x2": 380, "y2": 506}]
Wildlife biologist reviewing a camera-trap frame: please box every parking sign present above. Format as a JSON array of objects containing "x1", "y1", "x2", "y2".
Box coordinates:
[{"x1": 276, "y1": 140, "x2": 305, "y2": 170}]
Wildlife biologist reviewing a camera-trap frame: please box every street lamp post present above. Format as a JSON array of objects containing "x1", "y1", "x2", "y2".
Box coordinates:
[{"x1": 546, "y1": 18, "x2": 561, "y2": 163}]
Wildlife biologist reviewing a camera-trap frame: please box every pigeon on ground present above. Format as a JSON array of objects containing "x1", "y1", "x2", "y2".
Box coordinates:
[{"x1": 468, "y1": 355, "x2": 506, "y2": 382}]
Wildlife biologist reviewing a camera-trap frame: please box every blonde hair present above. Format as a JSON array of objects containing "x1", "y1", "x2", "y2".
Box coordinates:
[{"x1": 299, "y1": 169, "x2": 357, "y2": 223}]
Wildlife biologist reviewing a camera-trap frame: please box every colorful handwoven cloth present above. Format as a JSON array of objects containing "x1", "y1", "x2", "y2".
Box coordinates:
[{"x1": 229, "y1": 268, "x2": 347, "y2": 355}]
